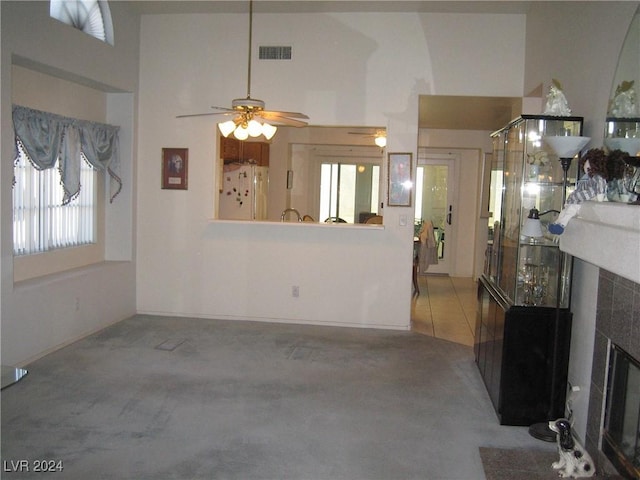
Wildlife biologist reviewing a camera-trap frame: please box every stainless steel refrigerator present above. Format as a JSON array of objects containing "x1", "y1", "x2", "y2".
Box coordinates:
[{"x1": 219, "y1": 164, "x2": 268, "y2": 220}]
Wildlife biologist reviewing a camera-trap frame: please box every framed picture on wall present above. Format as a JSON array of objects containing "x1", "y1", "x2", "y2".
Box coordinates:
[
  {"x1": 162, "y1": 148, "x2": 188, "y2": 190},
  {"x1": 387, "y1": 152, "x2": 413, "y2": 207}
]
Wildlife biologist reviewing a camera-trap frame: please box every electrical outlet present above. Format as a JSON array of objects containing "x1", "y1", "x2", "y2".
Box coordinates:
[{"x1": 292, "y1": 285, "x2": 300, "y2": 298}]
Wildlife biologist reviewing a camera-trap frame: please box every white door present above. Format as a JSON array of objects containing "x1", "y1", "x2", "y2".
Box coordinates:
[{"x1": 415, "y1": 154, "x2": 457, "y2": 275}]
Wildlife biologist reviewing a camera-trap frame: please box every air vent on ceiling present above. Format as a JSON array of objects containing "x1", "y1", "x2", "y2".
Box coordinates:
[{"x1": 259, "y1": 46, "x2": 292, "y2": 60}]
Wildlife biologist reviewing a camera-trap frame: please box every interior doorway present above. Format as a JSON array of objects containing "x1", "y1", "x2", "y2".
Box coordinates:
[{"x1": 415, "y1": 153, "x2": 458, "y2": 276}]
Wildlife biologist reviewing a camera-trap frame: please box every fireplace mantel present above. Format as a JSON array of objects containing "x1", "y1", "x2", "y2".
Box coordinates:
[{"x1": 559, "y1": 202, "x2": 640, "y2": 283}]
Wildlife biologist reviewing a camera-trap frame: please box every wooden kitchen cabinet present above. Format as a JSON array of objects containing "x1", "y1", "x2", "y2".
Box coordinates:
[{"x1": 221, "y1": 137, "x2": 269, "y2": 166}]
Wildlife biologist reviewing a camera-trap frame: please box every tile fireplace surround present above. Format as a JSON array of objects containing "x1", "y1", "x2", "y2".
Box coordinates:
[{"x1": 560, "y1": 201, "x2": 640, "y2": 476}]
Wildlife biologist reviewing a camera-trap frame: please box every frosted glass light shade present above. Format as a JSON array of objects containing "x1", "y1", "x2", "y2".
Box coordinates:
[
  {"x1": 233, "y1": 125, "x2": 249, "y2": 140},
  {"x1": 543, "y1": 136, "x2": 590, "y2": 158},
  {"x1": 218, "y1": 120, "x2": 236, "y2": 137},
  {"x1": 604, "y1": 137, "x2": 640, "y2": 156},
  {"x1": 262, "y1": 123, "x2": 277, "y2": 140},
  {"x1": 522, "y1": 218, "x2": 543, "y2": 237},
  {"x1": 375, "y1": 135, "x2": 387, "y2": 148},
  {"x1": 220, "y1": 119, "x2": 277, "y2": 140},
  {"x1": 522, "y1": 208, "x2": 559, "y2": 237},
  {"x1": 247, "y1": 119, "x2": 263, "y2": 137}
]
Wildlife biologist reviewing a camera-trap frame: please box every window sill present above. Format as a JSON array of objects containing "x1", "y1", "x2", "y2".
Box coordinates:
[
  {"x1": 13, "y1": 260, "x2": 130, "y2": 289},
  {"x1": 13, "y1": 243, "x2": 104, "y2": 283}
]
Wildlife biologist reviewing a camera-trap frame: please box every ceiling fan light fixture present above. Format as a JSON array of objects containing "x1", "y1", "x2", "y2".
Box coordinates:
[
  {"x1": 218, "y1": 120, "x2": 237, "y2": 137},
  {"x1": 374, "y1": 135, "x2": 387, "y2": 148},
  {"x1": 247, "y1": 119, "x2": 263, "y2": 137},
  {"x1": 234, "y1": 125, "x2": 249, "y2": 140},
  {"x1": 232, "y1": 97, "x2": 265, "y2": 111},
  {"x1": 262, "y1": 122, "x2": 277, "y2": 140},
  {"x1": 177, "y1": 0, "x2": 308, "y2": 130}
]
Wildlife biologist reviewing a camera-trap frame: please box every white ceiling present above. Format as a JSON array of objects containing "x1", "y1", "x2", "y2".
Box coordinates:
[{"x1": 126, "y1": 1, "x2": 533, "y2": 15}]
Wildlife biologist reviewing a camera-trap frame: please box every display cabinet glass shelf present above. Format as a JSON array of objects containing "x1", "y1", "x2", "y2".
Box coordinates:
[
  {"x1": 475, "y1": 115, "x2": 583, "y2": 426},
  {"x1": 604, "y1": 117, "x2": 640, "y2": 156}
]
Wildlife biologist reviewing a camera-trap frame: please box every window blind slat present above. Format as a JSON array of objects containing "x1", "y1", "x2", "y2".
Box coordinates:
[{"x1": 13, "y1": 152, "x2": 96, "y2": 255}]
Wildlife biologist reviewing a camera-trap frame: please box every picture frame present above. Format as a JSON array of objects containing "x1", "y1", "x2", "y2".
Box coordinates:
[
  {"x1": 162, "y1": 148, "x2": 188, "y2": 190},
  {"x1": 387, "y1": 152, "x2": 413, "y2": 207}
]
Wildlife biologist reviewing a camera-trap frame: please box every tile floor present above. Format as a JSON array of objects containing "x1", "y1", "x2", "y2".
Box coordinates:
[{"x1": 411, "y1": 274, "x2": 478, "y2": 346}]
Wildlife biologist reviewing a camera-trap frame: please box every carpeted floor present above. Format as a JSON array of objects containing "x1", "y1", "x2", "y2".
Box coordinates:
[
  {"x1": 0, "y1": 315, "x2": 566, "y2": 479},
  {"x1": 479, "y1": 447, "x2": 625, "y2": 480}
]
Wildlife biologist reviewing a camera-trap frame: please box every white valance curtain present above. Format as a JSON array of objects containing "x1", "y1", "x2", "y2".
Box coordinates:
[{"x1": 12, "y1": 105, "x2": 122, "y2": 204}]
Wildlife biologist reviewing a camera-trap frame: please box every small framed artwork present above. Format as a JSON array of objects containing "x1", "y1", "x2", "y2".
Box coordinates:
[
  {"x1": 387, "y1": 152, "x2": 413, "y2": 207},
  {"x1": 162, "y1": 148, "x2": 188, "y2": 190}
]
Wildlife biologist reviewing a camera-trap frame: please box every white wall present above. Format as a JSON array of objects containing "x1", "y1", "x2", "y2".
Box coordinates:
[
  {"x1": 0, "y1": 1, "x2": 139, "y2": 365},
  {"x1": 136, "y1": 11, "x2": 526, "y2": 328},
  {"x1": 524, "y1": 1, "x2": 639, "y2": 441}
]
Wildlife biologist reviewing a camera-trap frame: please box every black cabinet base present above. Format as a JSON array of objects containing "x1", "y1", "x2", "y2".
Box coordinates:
[{"x1": 475, "y1": 275, "x2": 572, "y2": 426}]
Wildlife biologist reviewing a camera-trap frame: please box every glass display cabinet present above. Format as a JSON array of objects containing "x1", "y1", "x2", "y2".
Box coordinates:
[
  {"x1": 604, "y1": 117, "x2": 640, "y2": 148},
  {"x1": 604, "y1": 117, "x2": 640, "y2": 200},
  {"x1": 475, "y1": 115, "x2": 583, "y2": 426}
]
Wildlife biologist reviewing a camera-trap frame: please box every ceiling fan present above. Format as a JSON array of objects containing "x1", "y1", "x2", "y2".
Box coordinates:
[
  {"x1": 176, "y1": 0, "x2": 309, "y2": 140},
  {"x1": 348, "y1": 129, "x2": 387, "y2": 148}
]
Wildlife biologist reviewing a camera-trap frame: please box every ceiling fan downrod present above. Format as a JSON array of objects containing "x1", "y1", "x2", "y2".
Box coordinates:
[{"x1": 246, "y1": 0, "x2": 253, "y2": 100}]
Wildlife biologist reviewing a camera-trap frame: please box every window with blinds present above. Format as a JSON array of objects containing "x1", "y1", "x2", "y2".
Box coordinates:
[{"x1": 13, "y1": 151, "x2": 97, "y2": 256}]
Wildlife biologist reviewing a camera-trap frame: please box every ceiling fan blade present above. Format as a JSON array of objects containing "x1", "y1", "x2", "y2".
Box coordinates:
[
  {"x1": 176, "y1": 111, "x2": 236, "y2": 118},
  {"x1": 262, "y1": 110, "x2": 309, "y2": 119},
  {"x1": 348, "y1": 132, "x2": 375, "y2": 137},
  {"x1": 211, "y1": 106, "x2": 237, "y2": 112},
  {"x1": 258, "y1": 112, "x2": 308, "y2": 127}
]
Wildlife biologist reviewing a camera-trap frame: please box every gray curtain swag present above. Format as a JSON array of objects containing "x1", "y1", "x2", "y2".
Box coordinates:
[{"x1": 12, "y1": 105, "x2": 122, "y2": 204}]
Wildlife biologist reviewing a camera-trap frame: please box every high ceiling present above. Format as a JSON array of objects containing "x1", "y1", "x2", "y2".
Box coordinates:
[
  {"x1": 126, "y1": 1, "x2": 532, "y2": 15},
  {"x1": 128, "y1": 1, "x2": 533, "y2": 131}
]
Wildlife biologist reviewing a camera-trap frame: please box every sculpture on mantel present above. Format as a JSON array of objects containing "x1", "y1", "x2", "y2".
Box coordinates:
[
  {"x1": 543, "y1": 79, "x2": 572, "y2": 116},
  {"x1": 549, "y1": 148, "x2": 608, "y2": 235},
  {"x1": 608, "y1": 80, "x2": 638, "y2": 117}
]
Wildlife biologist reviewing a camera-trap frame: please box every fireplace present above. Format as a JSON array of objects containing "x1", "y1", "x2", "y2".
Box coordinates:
[
  {"x1": 556, "y1": 202, "x2": 640, "y2": 477},
  {"x1": 584, "y1": 268, "x2": 640, "y2": 478},
  {"x1": 602, "y1": 344, "x2": 640, "y2": 478}
]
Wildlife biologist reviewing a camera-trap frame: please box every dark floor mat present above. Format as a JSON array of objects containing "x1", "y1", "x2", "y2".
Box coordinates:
[{"x1": 479, "y1": 447, "x2": 624, "y2": 480}]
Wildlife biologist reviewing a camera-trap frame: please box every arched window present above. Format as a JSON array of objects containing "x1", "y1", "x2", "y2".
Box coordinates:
[{"x1": 50, "y1": 0, "x2": 114, "y2": 45}]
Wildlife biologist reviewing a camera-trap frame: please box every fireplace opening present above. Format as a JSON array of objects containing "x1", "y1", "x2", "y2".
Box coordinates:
[{"x1": 602, "y1": 344, "x2": 640, "y2": 479}]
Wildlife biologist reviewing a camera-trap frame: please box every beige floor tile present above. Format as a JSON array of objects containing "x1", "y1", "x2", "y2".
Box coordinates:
[{"x1": 411, "y1": 275, "x2": 477, "y2": 347}]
